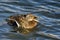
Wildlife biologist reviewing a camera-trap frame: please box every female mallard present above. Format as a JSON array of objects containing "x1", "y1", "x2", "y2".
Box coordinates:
[{"x1": 6, "y1": 14, "x2": 38, "y2": 34}]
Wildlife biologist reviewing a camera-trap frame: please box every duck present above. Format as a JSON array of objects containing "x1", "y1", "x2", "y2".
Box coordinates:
[{"x1": 6, "y1": 14, "x2": 38, "y2": 34}]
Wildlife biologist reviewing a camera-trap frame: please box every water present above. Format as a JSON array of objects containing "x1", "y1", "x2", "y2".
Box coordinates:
[{"x1": 0, "y1": 0, "x2": 60, "y2": 40}]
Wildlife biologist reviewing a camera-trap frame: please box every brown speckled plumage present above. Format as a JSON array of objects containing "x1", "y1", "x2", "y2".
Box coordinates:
[{"x1": 6, "y1": 14, "x2": 38, "y2": 34}]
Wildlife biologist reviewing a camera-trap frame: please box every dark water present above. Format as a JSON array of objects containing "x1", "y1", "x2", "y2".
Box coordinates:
[{"x1": 0, "y1": 0, "x2": 60, "y2": 40}]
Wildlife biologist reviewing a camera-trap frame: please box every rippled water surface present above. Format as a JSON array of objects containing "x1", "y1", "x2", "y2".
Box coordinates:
[{"x1": 0, "y1": 0, "x2": 60, "y2": 40}]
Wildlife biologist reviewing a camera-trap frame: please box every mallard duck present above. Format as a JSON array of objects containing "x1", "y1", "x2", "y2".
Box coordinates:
[{"x1": 6, "y1": 14, "x2": 38, "y2": 34}]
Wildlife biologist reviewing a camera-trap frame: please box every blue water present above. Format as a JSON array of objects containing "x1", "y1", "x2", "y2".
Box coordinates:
[{"x1": 0, "y1": 0, "x2": 60, "y2": 40}]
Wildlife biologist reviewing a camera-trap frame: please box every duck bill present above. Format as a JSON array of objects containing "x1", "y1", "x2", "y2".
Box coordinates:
[{"x1": 34, "y1": 19, "x2": 39, "y2": 22}]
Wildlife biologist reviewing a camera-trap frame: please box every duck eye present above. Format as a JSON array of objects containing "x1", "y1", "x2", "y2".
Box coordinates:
[{"x1": 34, "y1": 17, "x2": 37, "y2": 19}]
